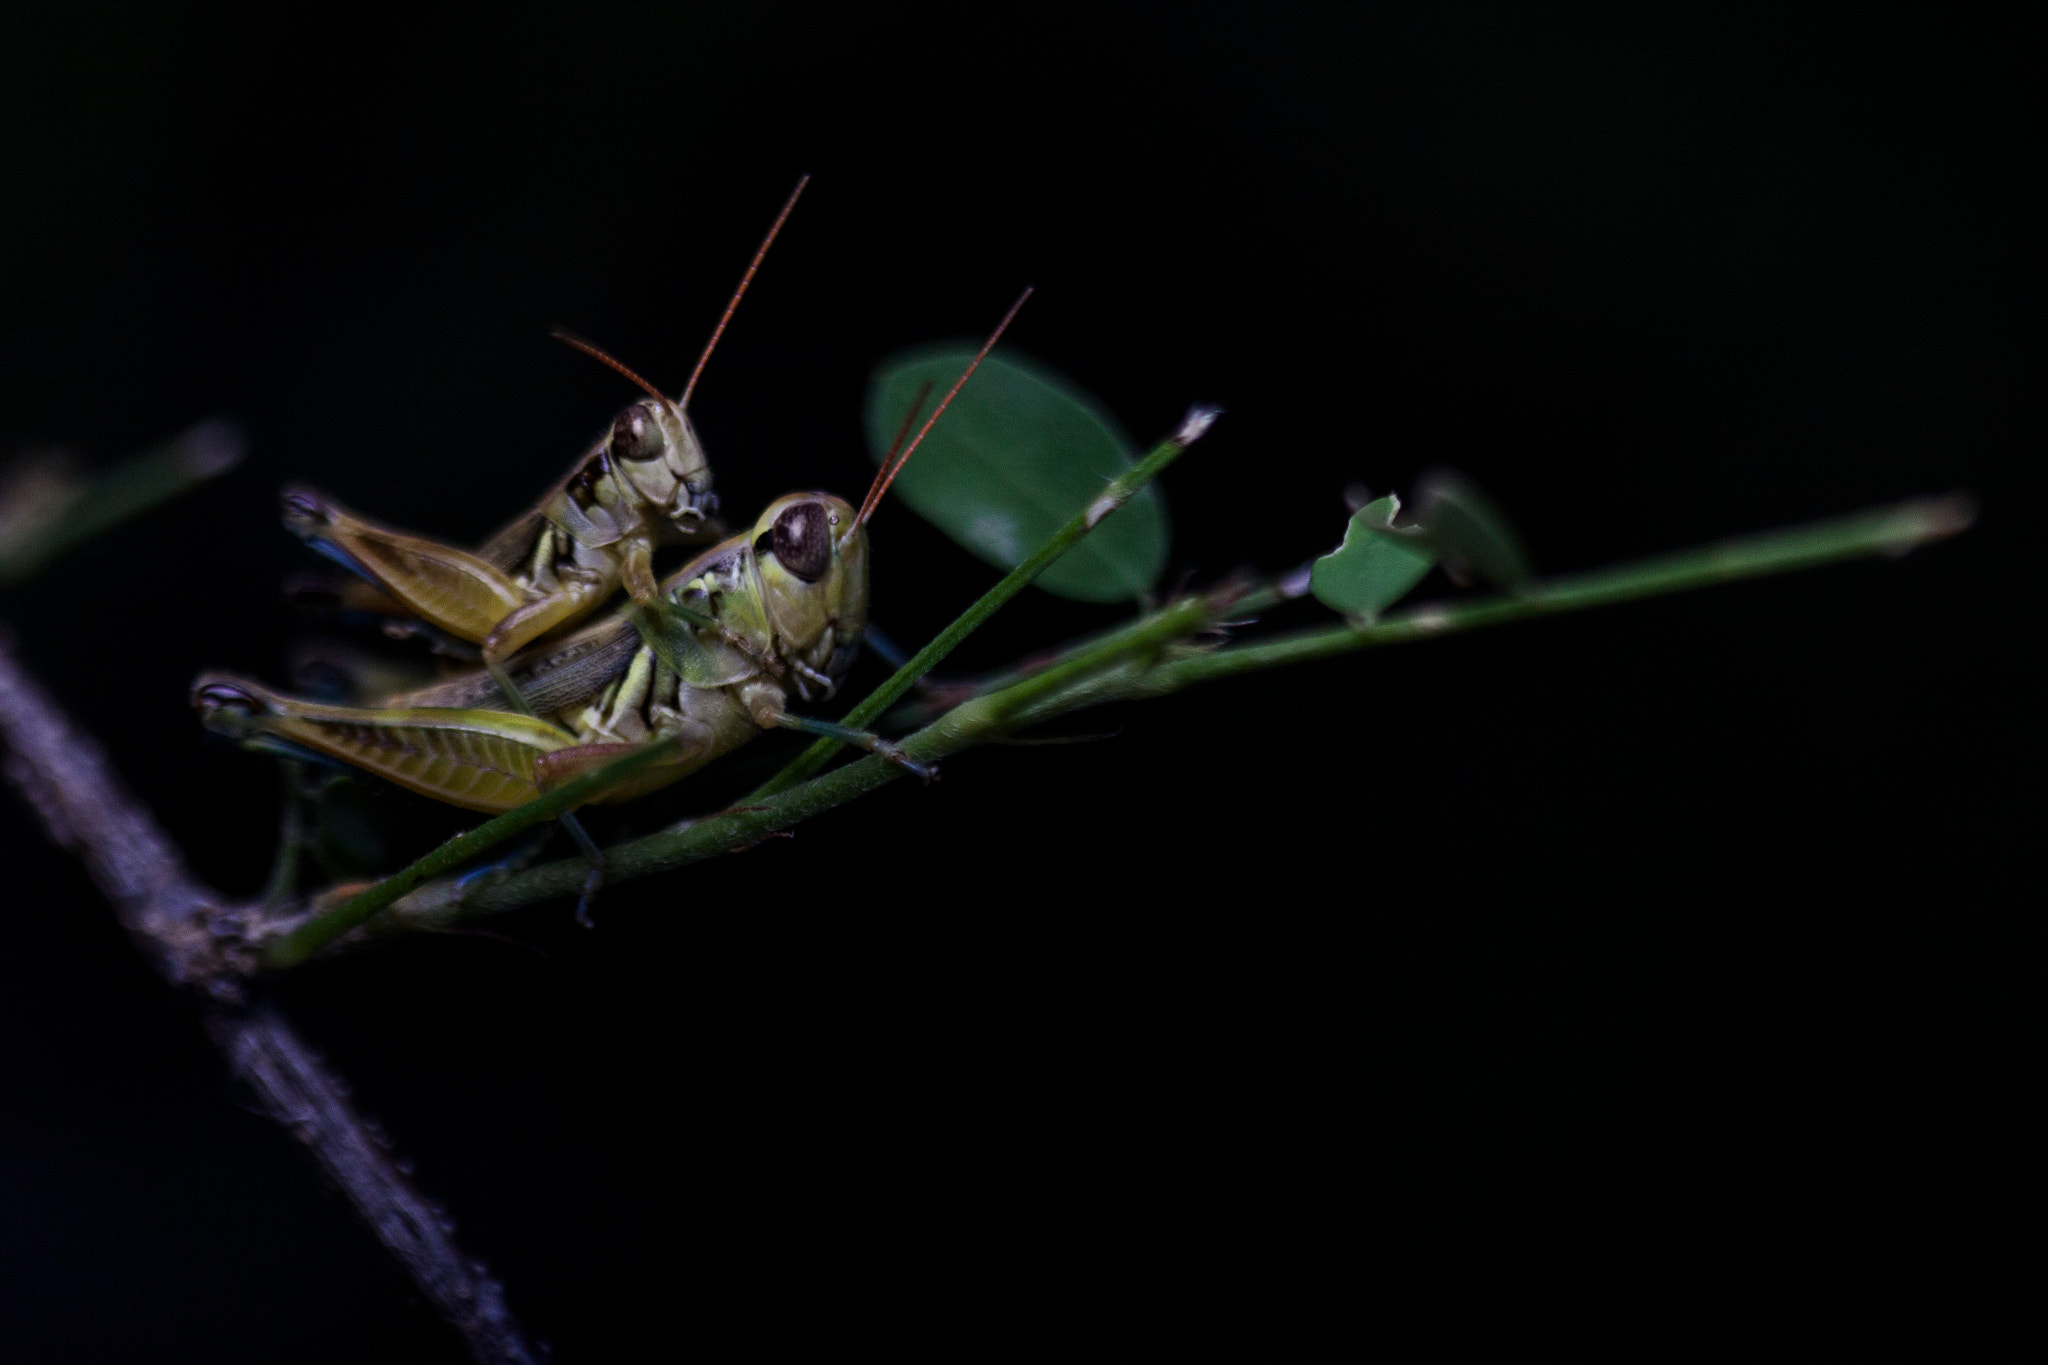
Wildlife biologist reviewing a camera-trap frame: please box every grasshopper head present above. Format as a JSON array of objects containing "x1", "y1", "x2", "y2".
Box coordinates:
[
  {"x1": 608, "y1": 398, "x2": 716, "y2": 528},
  {"x1": 750, "y1": 493, "x2": 866, "y2": 677},
  {"x1": 550, "y1": 333, "x2": 720, "y2": 533}
]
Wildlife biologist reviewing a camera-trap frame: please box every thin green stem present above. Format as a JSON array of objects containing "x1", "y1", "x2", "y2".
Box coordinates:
[
  {"x1": 260, "y1": 736, "x2": 681, "y2": 968},
  {"x1": 960, "y1": 591, "x2": 1216, "y2": 725},
  {"x1": 879, "y1": 565, "x2": 1313, "y2": 730},
  {"x1": 748, "y1": 406, "x2": 1221, "y2": 799},
  {"x1": 1138, "y1": 494, "x2": 1973, "y2": 695}
]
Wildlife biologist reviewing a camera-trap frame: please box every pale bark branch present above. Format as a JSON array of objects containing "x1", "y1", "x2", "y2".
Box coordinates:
[
  {"x1": 0, "y1": 627, "x2": 236, "y2": 988},
  {"x1": 208, "y1": 1003, "x2": 543, "y2": 1364},
  {"x1": 0, "y1": 632, "x2": 543, "y2": 1365}
]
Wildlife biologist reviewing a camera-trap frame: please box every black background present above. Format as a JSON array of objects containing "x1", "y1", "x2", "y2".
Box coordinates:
[{"x1": 0, "y1": 5, "x2": 2038, "y2": 1360}]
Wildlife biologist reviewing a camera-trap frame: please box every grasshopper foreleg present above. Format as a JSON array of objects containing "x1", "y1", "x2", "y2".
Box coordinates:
[{"x1": 737, "y1": 680, "x2": 928, "y2": 779}]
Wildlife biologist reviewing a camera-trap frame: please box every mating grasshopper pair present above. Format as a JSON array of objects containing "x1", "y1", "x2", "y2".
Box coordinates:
[
  {"x1": 199, "y1": 487, "x2": 893, "y2": 813},
  {"x1": 196, "y1": 180, "x2": 1025, "y2": 824}
]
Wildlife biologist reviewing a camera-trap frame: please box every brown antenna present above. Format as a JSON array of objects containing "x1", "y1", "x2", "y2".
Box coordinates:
[
  {"x1": 678, "y1": 173, "x2": 810, "y2": 411},
  {"x1": 548, "y1": 330, "x2": 677, "y2": 409},
  {"x1": 854, "y1": 286, "x2": 1033, "y2": 530},
  {"x1": 877, "y1": 377, "x2": 935, "y2": 481}
]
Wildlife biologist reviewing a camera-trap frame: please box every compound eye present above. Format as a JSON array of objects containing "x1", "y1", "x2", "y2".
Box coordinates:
[
  {"x1": 770, "y1": 501, "x2": 832, "y2": 583},
  {"x1": 609, "y1": 402, "x2": 666, "y2": 461}
]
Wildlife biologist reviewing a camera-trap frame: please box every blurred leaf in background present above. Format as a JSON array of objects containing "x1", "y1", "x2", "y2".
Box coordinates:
[
  {"x1": 866, "y1": 348, "x2": 1166, "y2": 602},
  {"x1": 1413, "y1": 470, "x2": 1531, "y2": 591},
  {"x1": 0, "y1": 417, "x2": 246, "y2": 586}
]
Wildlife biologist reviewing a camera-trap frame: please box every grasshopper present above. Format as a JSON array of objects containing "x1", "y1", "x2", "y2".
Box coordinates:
[
  {"x1": 281, "y1": 177, "x2": 809, "y2": 672},
  {"x1": 193, "y1": 292, "x2": 1029, "y2": 816}
]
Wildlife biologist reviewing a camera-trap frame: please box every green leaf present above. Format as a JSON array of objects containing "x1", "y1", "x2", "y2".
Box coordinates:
[
  {"x1": 866, "y1": 347, "x2": 1167, "y2": 602},
  {"x1": 1310, "y1": 494, "x2": 1437, "y2": 618},
  {"x1": 1415, "y1": 471, "x2": 1531, "y2": 590}
]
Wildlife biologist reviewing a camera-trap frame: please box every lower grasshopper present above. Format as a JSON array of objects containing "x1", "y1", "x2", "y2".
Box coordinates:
[
  {"x1": 193, "y1": 292, "x2": 1028, "y2": 815},
  {"x1": 281, "y1": 177, "x2": 810, "y2": 672}
]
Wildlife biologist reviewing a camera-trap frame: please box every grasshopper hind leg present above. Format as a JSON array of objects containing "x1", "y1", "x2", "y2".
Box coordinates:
[
  {"x1": 281, "y1": 487, "x2": 528, "y2": 645},
  {"x1": 192, "y1": 673, "x2": 581, "y2": 814}
]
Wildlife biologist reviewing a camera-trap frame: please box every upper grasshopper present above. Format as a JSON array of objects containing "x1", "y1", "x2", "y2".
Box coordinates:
[
  {"x1": 282, "y1": 177, "x2": 809, "y2": 669},
  {"x1": 194, "y1": 292, "x2": 1030, "y2": 815}
]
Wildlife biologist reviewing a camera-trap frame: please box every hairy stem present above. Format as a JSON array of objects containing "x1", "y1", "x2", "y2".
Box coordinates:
[{"x1": 207, "y1": 1005, "x2": 542, "y2": 1364}]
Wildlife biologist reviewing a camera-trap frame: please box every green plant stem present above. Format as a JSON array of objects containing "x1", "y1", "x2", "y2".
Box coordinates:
[
  {"x1": 1136, "y1": 494, "x2": 1973, "y2": 694},
  {"x1": 748, "y1": 407, "x2": 1219, "y2": 800},
  {"x1": 879, "y1": 565, "x2": 1314, "y2": 730},
  {"x1": 958, "y1": 591, "x2": 1217, "y2": 724},
  {"x1": 260, "y1": 737, "x2": 681, "y2": 968},
  {"x1": 282, "y1": 491, "x2": 1969, "y2": 947}
]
